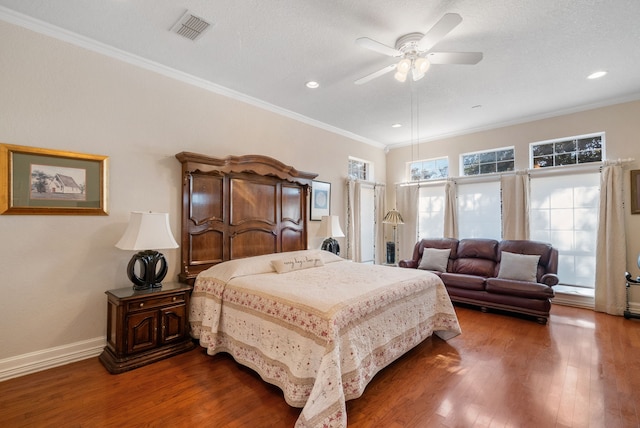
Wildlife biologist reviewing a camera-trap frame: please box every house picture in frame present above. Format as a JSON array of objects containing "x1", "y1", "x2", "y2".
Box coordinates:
[{"x1": 0, "y1": 143, "x2": 109, "y2": 215}]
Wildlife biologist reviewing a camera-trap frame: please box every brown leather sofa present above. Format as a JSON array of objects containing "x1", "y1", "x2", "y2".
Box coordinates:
[{"x1": 399, "y1": 238, "x2": 559, "y2": 324}]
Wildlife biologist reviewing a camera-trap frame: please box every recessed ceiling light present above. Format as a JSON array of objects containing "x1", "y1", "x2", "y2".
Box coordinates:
[
  {"x1": 391, "y1": 123, "x2": 402, "y2": 128},
  {"x1": 587, "y1": 71, "x2": 607, "y2": 79},
  {"x1": 305, "y1": 81, "x2": 320, "y2": 89}
]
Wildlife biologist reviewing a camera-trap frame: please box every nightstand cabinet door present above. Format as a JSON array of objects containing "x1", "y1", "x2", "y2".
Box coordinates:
[
  {"x1": 126, "y1": 310, "x2": 159, "y2": 354},
  {"x1": 160, "y1": 304, "x2": 187, "y2": 344},
  {"x1": 99, "y1": 283, "x2": 195, "y2": 374}
]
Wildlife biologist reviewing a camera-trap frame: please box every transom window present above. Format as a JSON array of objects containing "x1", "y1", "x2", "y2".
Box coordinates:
[
  {"x1": 408, "y1": 157, "x2": 448, "y2": 182},
  {"x1": 461, "y1": 147, "x2": 514, "y2": 176},
  {"x1": 348, "y1": 157, "x2": 372, "y2": 181},
  {"x1": 530, "y1": 133, "x2": 604, "y2": 168}
]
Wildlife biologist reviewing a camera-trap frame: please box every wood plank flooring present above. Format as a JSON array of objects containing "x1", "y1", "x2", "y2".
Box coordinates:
[{"x1": 1, "y1": 304, "x2": 639, "y2": 427}]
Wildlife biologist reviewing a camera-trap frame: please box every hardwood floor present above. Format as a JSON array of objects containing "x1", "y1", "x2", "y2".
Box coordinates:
[{"x1": 2, "y1": 304, "x2": 639, "y2": 427}]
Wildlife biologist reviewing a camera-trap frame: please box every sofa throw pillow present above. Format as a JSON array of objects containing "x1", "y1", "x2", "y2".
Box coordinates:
[
  {"x1": 497, "y1": 251, "x2": 540, "y2": 282},
  {"x1": 271, "y1": 255, "x2": 324, "y2": 274},
  {"x1": 418, "y1": 248, "x2": 451, "y2": 272}
]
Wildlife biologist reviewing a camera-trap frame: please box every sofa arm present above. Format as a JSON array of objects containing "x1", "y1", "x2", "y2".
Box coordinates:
[
  {"x1": 399, "y1": 259, "x2": 418, "y2": 268},
  {"x1": 540, "y1": 273, "x2": 559, "y2": 286}
]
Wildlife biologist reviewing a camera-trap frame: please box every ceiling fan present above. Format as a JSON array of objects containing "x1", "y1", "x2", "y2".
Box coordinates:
[{"x1": 354, "y1": 13, "x2": 483, "y2": 85}]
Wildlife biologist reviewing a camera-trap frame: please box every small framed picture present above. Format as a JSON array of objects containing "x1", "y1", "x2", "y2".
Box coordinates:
[
  {"x1": 310, "y1": 180, "x2": 330, "y2": 221},
  {"x1": 632, "y1": 170, "x2": 640, "y2": 215},
  {"x1": 0, "y1": 143, "x2": 109, "y2": 215}
]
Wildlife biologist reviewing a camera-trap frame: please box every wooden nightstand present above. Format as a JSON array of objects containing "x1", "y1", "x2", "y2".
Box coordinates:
[{"x1": 99, "y1": 282, "x2": 195, "y2": 374}]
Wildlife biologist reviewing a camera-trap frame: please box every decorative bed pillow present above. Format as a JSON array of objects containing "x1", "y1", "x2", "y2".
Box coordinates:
[
  {"x1": 497, "y1": 251, "x2": 540, "y2": 282},
  {"x1": 418, "y1": 248, "x2": 451, "y2": 272},
  {"x1": 272, "y1": 254, "x2": 324, "y2": 274}
]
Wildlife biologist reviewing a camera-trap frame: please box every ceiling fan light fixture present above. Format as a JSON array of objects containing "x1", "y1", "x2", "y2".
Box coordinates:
[
  {"x1": 397, "y1": 58, "x2": 411, "y2": 73},
  {"x1": 414, "y1": 57, "x2": 430, "y2": 74},
  {"x1": 394, "y1": 71, "x2": 408, "y2": 82},
  {"x1": 411, "y1": 68, "x2": 425, "y2": 81}
]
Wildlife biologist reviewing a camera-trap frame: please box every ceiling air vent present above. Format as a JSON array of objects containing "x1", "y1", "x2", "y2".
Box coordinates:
[{"x1": 170, "y1": 11, "x2": 212, "y2": 41}]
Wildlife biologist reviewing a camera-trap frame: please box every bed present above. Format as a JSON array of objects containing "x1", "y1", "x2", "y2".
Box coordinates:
[{"x1": 175, "y1": 153, "x2": 461, "y2": 427}]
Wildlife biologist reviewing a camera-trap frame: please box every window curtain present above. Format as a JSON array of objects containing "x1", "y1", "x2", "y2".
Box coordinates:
[
  {"x1": 345, "y1": 180, "x2": 362, "y2": 262},
  {"x1": 396, "y1": 184, "x2": 419, "y2": 261},
  {"x1": 594, "y1": 163, "x2": 627, "y2": 315},
  {"x1": 443, "y1": 180, "x2": 458, "y2": 239},
  {"x1": 501, "y1": 171, "x2": 530, "y2": 240},
  {"x1": 374, "y1": 184, "x2": 386, "y2": 265}
]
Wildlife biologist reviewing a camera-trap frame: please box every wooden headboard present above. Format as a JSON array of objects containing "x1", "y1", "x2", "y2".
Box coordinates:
[{"x1": 175, "y1": 152, "x2": 318, "y2": 284}]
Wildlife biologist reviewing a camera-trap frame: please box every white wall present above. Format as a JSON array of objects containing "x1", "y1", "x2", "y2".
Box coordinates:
[
  {"x1": 0, "y1": 21, "x2": 385, "y2": 365},
  {"x1": 386, "y1": 100, "x2": 640, "y2": 302}
]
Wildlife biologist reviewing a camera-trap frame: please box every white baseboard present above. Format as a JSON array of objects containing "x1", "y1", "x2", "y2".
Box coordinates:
[
  {"x1": 552, "y1": 292, "x2": 595, "y2": 309},
  {"x1": 0, "y1": 337, "x2": 105, "y2": 382}
]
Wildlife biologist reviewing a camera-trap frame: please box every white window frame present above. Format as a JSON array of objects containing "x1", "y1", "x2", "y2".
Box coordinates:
[
  {"x1": 529, "y1": 132, "x2": 605, "y2": 169},
  {"x1": 460, "y1": 146, "x2": 515, "y2": 176},
  {"x1": 407, "y1": 157, "x2": 449, "y2": 182},
  {"x1": 348, "y1": 156, "x2": 373, "y2": 181}
]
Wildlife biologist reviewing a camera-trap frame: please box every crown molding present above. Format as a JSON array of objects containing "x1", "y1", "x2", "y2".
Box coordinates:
[{"x1": 0, "y1": 6, "x2": 384, "y2": 150}]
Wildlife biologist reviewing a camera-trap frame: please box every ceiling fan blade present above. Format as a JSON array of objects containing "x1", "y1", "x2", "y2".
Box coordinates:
[
  {"x1": 354, "y1": 64, "x2": 397, "y2": 85},
  {"x1": 427, "y1": 51, "x2": 483, "y2": 64},
  {"x1": 356, "y1": 37, "x2": 402, "y2": 57},
  {"x1": 417, "y1": 13, "x2": 463, "y2": 51}
]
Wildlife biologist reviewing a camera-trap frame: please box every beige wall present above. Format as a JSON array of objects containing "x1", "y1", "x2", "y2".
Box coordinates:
[
  {"x1": 0, "y1": 21, "x2": 385, "y2": 361},
  {"x1": 386, "y1": 100, "x2": 640, "y2": 301}
]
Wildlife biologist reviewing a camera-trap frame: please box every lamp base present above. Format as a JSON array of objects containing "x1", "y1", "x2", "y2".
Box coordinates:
[
  {"x1": 321, "y1": 238, "x2": 340, "y2": 256},
  {"x1": 126, "y1": 250, "x2": 168, "y2": 290}
]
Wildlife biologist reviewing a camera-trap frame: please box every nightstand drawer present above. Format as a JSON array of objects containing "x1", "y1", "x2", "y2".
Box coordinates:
[{"x1": 126, "y1": 294, "x2": 185, "y2": 312}]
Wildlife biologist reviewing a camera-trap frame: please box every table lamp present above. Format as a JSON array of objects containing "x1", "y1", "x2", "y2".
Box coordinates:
[
  {"x1": 319, "y1": 215, "x2": 345, "y2": 256},
  {"x1": 115, "y1": 211, "x2": 179, "y2": 290},
  {"x1": 383, "y1": 208, "x2": 404, "y2": 264}
]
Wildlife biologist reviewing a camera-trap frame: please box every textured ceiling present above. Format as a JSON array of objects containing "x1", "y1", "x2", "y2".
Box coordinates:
[{"x1": 1, "y1": 0, "x2": 639, "y2": 148}]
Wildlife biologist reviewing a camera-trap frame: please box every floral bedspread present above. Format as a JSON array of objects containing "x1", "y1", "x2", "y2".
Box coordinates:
[{"x1": 189, "y1": 250, "x2": 461, "y2": 427}]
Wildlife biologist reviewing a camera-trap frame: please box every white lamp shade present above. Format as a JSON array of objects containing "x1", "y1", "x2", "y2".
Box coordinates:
[
  {"x1": 115, "y1": 211, "x2": 179, "y2": 250},
  {"x1": 318, "y1": 215, "x2": 345, "y2": 238}
]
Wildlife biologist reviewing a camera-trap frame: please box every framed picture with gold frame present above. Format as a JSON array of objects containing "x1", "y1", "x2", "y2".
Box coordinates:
[
  {"x1": 0, "y1": 143, "x2": 108, "y2": 215},
  {"x1": 632, "y1": 169, "x2": 640, "y2": 215}
]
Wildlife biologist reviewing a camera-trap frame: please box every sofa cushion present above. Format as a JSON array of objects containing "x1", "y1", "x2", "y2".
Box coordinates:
[
  {"x1": 440, "y1": 272, "x2": 486, "y2": 291},
  {"x1": 418, "y1": 248, "x2": 451, "y2": 272},
  {"x1": 457, "y1": 239, "x2": 499, "y2": 260},
  {"x1": 452, "y1": 239, "x2": 499, "y2": 277},
  {"x1": 486, "y1": 278, "x2": 555, "y2": 299},
  {"x1": 452, "y1": 258, "x2": 496, "y2": 277},
  {"x1": 498, "y1": 239, "x2": 553, "y2": 267},
  {"x1": 497, "y1": 251, "x2": 540, "y2": 282}
]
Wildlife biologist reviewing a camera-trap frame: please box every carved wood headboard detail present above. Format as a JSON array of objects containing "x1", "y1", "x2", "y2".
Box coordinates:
[{"x1": 175, "y1": 152, "x2": 318, "y2": 284}]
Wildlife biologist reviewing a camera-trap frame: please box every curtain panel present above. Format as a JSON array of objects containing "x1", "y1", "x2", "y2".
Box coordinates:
[
  {"x1": 501, "y1": 171, "x2": 530, "y2": 240},
  {"x1": 594, "y1": 164, "x2": 627, "y2": 315}
]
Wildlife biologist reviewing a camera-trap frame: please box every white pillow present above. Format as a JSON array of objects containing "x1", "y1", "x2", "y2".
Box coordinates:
[
  {"x1": 272, "y1": 254, "x2": 324, "y2": 274},
  {"x1": 497, "y1": 251, "x2": 540, "y2": 282},
  {"x1": 418, "y1": 248, "x2": 451, "y2": 272}
]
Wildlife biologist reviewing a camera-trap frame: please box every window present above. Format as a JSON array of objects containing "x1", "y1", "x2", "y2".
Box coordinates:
[
  {"x1": 408, "y1": 157, "x2": 448, "y2": 182},
  {"x1": 348, "y1": 157, "x2": 372, "y2": 181},
  {"x1": 417, "y1": 184, "x2": 445, "y2": 239},
  {"x1": 461, "y1": 147, "x2": 514, "y2": 176},
  {"x1": 358, "y1": 183, "x2": 376, "y2": 264},
  {"x1": 530, "y1": 171, "x2": 600, "y2": 287},
  {"x1": 530, "y1": 133, "x2": 604, "y2": 168},
  {"x1": 457, "y1": 180, "x2": 502, "y2": 239}
]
